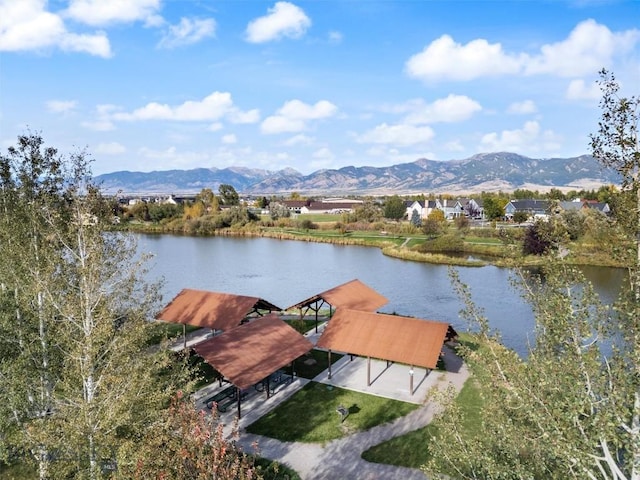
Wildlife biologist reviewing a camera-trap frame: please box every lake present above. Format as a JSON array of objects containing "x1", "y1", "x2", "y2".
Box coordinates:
[{"x1": 137, "y1": 234, "x2": 625, "y2": 357}]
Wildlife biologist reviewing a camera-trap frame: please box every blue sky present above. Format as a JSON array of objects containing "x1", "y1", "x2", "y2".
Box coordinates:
[{"x1": 1, "y1": 1, "x2": 638, "y2": 176}]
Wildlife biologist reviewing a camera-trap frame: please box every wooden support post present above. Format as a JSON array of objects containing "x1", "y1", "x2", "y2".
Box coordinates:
[
  {"x1": 237, "y1": 387, "x2": 242, "y2": 419},
  {"x1": 367, "y1": 357, "x2": 371, "y2": 386},
  {"x1": 409, "y1": 366, "x2": 414, "y2": 395},
  {"x1": 328, "y1": 350, "x2": 332, "y2": 379},
  {"x1": 183, "y1": 324, "x2": 186, "y2": 351}
]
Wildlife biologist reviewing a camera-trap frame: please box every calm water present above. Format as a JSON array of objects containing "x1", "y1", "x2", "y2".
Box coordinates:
[{"x1": 137, "y1": 234, "x2": 625, "y2": 357}]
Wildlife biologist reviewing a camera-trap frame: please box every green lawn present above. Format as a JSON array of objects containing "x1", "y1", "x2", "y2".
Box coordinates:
[
  {"x1": 245, "y1": 381, "x2": 418, "y2": 443},
  {"x1": 284, "y1": 348, "x2": 343, "y2": 379},
  {"x1": 361, "y1": 378, "x2": 482, "y2": 468},
  {"x1": 253, "y1": 457, "x2": 302, "y2": 480}
]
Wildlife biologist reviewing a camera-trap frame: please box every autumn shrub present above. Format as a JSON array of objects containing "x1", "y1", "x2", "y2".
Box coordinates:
[
  {"x1": 415, "y1": 234, "x2": 464, "y2": 253},
  {"x1": 297, "y1": 219, "x2": 318, "y2": 230}
]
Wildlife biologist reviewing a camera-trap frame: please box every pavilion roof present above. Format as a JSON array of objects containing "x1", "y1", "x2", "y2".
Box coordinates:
[
  {"x1": 155, "y1": 288, "x2": 281, "y2": 332},
  {"x1": 316, "y1": 309, "x2": 450, "y2": 369},
  {"x1": 287, "y1": 279, "x2": 388, "y2": 312},
  {"x1": 193, "y1": 314, "x2": 313, "y2": 390}
]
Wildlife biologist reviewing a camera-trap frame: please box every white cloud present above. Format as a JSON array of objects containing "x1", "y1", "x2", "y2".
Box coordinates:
[
  {"x1": 402, "y1": 95, "x2": 482, "y2": 124},
  {"x1": 158, "y1": 17, "x2": 216, "y2": 48},
  {"x1": 82, "y1": 119, "x2": 115, "y2": 131},
  {"x1": 444, "y1": 140, "x2": 465, "y2": 152},
  {"x1": 137, "y1": 146, "x2": 210, "y2": 169},
  {"x1": 245, "y1": 2, "x2": 311, "y2": 43},
  {"x1": 328, "y1": 31, "x2": 343, "y2": 44},
  {"x1": 566, "y1": 79, "x2": 602, "y2": 101},
  {"x1": 524, "y1": 19, "x2": 640, "y2": 77},
  {"x1": 46, "y1": 99, "x2": 77, "y2": 113},
  {"x1": 406, "y1": 20, "x2": 639, "y2": 82},
  {"x1": 357, "y1": 123, "x2": 435, "y2": 146},
  {"x1": 0, "y1": 0, "x2": 111, "y2": 57},
  {"x1": 113, "y1": 92, "x2": 256, "y2": 124},
  {"x1": 261, "y1": 99, "x2": 337, "y2": 134},
  {"x1": 95, "y1": 142, "x2": 126, "y2": 155},
  {"x1": 66, "y1": 0, "x2": 161, "y2": 27},
  {"x1": 479, "y1": 120, "x2": 562, "y2": 152},
  {"x1": 405, "y1": 34, "x2": 523, "y2": 82},
  {"x1": 82, "y1": 104, "x2": 119, "y2": 130},
  {"x1": 507, "y1": 100, "x2": 537, "y2": 114},
  {"x1": 312, "y1": 147, "x2": 334, "y2": 160},
  {"x1": 208, "y1": 122, "x2": 223, "y2": 131},
  {"x1": 221, "y1": 134, "x2": 237, "y2": 144},
  {"x1": 229, "y1": 108, "x2": 260, "y2": 124},
  {"x1": 261, "y1": 116, "x2": 306, "y2": 134},
  {"x1": 283, "y1": 134, "x2": 314, "y2": 146}
]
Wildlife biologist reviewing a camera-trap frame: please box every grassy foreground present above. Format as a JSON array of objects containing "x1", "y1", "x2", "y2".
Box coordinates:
[
  {"x1": 246, "y1": 381, "x2": 418, "y2": 443},
  {"x1": 361, "y1": 378, "x2": 482, "y2": 469}
]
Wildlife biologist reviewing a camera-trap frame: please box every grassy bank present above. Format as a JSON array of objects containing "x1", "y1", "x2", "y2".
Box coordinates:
[{"x1": 122, "y1": 220, "x2": 626, "y2": 269}]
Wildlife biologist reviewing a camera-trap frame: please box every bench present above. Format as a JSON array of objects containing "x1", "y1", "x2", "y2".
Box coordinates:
[
  {"x1": 216, "y1": 395, "x2": 237, "y2": 413},
  {"x1": 254, "y1": 369, "x2": 288, "y2": 394},
  {"x1": 204, "y1": 385, "x2": 236, "y2": 410}
]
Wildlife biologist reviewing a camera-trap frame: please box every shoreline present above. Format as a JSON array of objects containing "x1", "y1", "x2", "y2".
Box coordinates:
[{"x1": 123, "y1": 224, "x2": 626, "y2": 270}]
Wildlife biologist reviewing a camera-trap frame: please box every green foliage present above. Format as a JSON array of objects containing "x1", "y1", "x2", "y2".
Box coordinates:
[
  {"x1": 297, "y1": 218, "x2": 317, "y2": 230},
  {"x1": 218, "y1": 184, "x2": 239, "y2": 206},
  {"x1": 383, "y1": 195, "x2": 406, "y2": 220},
  {"x1": 120, "y1": 393, "x2": 258, "y2": 479},
  {"x1": 424, "y1": 265, "x2": 629, "y2": 479},
  {"x1": 482, "y1": 195, "x2": 507, "y2": 220},
  {"x1": 424, "y1": 72, "x2": 640, "y2": 479},
  {"x1": 147, "y1": 202, "x2": 182, "y2": 222},
  {"x1": 196, "y1": 188, "x2": 219, "y2": 212},
  {"x1": 512, "y1": 210, "x2": 530, "y2": 223},
  {"x1": 0, "y1": 134, "x2": 187, "y2": 479},
  {"x1": 346, "y1": 199, "x2": 382, "y2": 223},
  {"x1": 410, "y1": 209, "x2": 422, "y2": 227},
  {"x1": 253, "y1": 457, "x2": 301, "y2": 480},
  {"x1": 559, "y1": 209, "x2": 585, "y2": 241},
  {"x1": 454, "y1": 215, "x2": 469, "y2": 232},
  {"x1": 269, "y1": 202, "x2": 291, "y2": 221},
  {"x1": 415, "y1": 234, "x2": 464, "y2": 253},
  {"x1": 522, "y1": 218, "x2": 567, "y2": 255}
]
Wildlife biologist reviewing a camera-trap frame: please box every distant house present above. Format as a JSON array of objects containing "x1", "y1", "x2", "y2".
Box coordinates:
[
  {"x1": 556, "y1": 200, "x2": 585, "y2": 213},
  {"x1": 462, "y1": 198, "x2": 484, "y2": 219},
  {"x1": 406, "y1": 200, "x2": 442, "y2": 220},
  {"x1": 300, "y1": 201, "x2": 360, "y2": 214},
  {"x1": 405, "y1": 200, "x2": 425, "y2": 220},
  {"x1": 437, "y1": 199, "x2": 464, "y2": 220},
  {"x1": 505, "y1": 199, "x2": 552, "y2": 221},
  {"x1": 280, "y1": 200, "x2": 310, "y2": 214},
  {"x1": 159, "y1": 194, "x2": 192, "y2": 205},
  {"x1": 581, "y1": 200, "x2": 611, "y2": 215}
]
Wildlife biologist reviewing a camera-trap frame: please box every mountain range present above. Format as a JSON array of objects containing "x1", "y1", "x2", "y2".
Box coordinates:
[{"x1": 94, "y1": 152, "x2": 621, "y2": 196}]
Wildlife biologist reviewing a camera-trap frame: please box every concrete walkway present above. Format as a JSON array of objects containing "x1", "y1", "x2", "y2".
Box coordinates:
[
  {"x1": 181, "y1": 323, "x2": 470, "y2": 479},
  {"x1": 230, "y1": 346, "x2": 468, "y2": 480}
]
